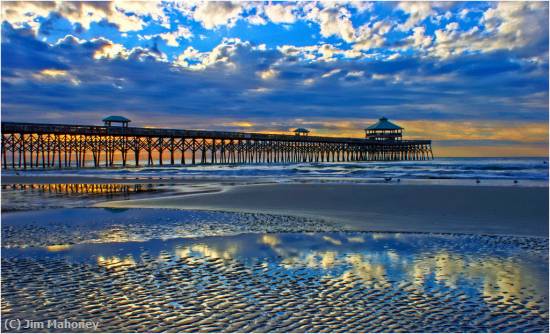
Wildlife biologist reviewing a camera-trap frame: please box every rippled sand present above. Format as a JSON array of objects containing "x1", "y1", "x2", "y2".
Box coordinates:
[
  {"x1": 2, "y1": 231, "x2": 548, "y2": 333},
  {"x1": 2, "y1": 208, "x2": 337, "y2": 248}
]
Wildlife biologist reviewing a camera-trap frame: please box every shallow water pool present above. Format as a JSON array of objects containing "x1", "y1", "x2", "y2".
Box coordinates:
[{"x1": 2, "y1": 229, "x2": 548, "y2": 332}]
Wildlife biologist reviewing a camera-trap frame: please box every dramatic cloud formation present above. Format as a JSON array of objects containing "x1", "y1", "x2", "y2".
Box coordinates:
[{"x1": 1, "y1": 1, "x2": 548, "y2": 156}]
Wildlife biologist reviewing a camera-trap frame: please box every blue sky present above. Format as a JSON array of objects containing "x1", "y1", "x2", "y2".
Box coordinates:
[{"x1": 1, "y1": 1, "x2": 548, "y2": 156}]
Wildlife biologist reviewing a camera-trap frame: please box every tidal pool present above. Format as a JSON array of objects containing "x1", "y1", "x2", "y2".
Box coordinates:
[
  {"x1": 1, "y1": 183, "x2": 160, "y2": 212},
  {"x1": 2, "y1": 231, "x2": 548, "y2": 332}
]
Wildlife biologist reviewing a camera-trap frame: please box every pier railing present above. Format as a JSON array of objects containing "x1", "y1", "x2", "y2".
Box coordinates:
[{"x1": 1, "y1": 121, "x2": 433, "y2": 169}]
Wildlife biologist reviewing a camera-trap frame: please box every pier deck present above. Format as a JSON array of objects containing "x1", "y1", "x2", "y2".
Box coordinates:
[{"x1": 1, "y1": 122, "x2": 433, "y2": 169}]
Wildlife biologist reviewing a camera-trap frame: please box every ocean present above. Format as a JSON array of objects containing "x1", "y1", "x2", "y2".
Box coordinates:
[{"x1": 6, "y1": 157, "x2": 549, "y2": 186}]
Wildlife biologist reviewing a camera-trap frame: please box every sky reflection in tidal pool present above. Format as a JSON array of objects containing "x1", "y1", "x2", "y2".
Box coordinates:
[{"x1": 3, "y1": 232, "x2": 548, "y2": 332}]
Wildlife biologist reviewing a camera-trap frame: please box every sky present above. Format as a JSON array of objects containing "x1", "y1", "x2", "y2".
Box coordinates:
[{"x1": 1, "y1": 1, "x2": 548, "y2": 157}]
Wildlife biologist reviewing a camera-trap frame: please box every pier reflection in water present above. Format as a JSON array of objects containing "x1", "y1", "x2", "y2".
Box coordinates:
[
  {"x1": 2, "y1": 232, "x2": 548, "y2": 332},
  {"x1": 1, "y1": 183, "x2": 158, "y2": 211}
]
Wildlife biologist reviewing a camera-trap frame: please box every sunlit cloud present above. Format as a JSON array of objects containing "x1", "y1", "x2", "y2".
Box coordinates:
[
  {"x1": 33, "y1": 69, "x2": 80, "y2": 85},
  {"x1": 258, "y1": 69, "x2": 278, "y2": 80},
  {"x1": 1, "y1": 1, "x2": 548, "y2": 157},
  {"x1": 37, "y1": 69, "x2": 68, "y2": 78}
]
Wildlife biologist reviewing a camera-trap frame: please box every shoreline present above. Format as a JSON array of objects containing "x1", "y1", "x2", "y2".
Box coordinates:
[
  {"x1": 2, "y1": 175, "x2": 548, "y2": 238},
  {"x1": 2, "y1": 174, "x2": 548, "y2": 188}
]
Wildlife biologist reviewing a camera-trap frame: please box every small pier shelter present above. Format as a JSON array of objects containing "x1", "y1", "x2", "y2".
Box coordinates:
[
  {"x1": 103, "y1": 116, "x2": 131, "y2": 128},
  {"x1": 294, "y1": 128, "x2": 310, "y2": 136},
  {"x1": 365, "y1": 117, "x2": 402, "y2": 141}
]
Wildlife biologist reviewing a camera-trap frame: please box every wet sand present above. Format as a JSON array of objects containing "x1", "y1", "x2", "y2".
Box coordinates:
[
  {"x1": 2, "y1": 208, "x2": 337, "y2": 248},
  {"x1": 2, "y1": 175, "x2": 549, "y2": 332},
  {"x1": 99, "y1": 183, "x2": 549, "y2": 237},
  {"x1": 2, "y1": 232, "x2": 549, "y2": 332},
  {"x1": 4, "y1": 175, "x2": 548, "y2": 236}
]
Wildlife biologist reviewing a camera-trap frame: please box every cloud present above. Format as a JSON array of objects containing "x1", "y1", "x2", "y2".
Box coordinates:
[
  {"x1": 36, "y1": 68, "x2": 68, "y2": 78},
  {"x1": 1, "y1": 14, "x2": 548, "y2": 157},
  {"x1": 90, "y1": 38, "x2": 166, "y2": 62},
  {"x1": 1, "y1": 1, "x2": 54, "y2": 31},
  {"x1": 264, "y1": 4, "x2": 296, "y2": 24},
  {"x1": 317, "y1": 43, "x2": 341, "y2": 61},
  {"x1": 348, "y1": 1, "x2": 374, "y2": 14},
  {"x1": 397, "y1": 2, "x2": 435, "y2": 31},
  {"x1": 33, "y1": 68, "x2": 81, "y2": 86},
  {"x1": 114, "y1": 1, "x2": 169, "y2": 28},
  {"x1": 92, "y1": 39, "x2": 129, "y2": 60},
  {"x1": 305, "y1": 5, "x2": 356, "y2": 43},
  {"x1": 1, "y1": 1, "x2": 168, "y2": 33},
  {"x1": 345, "y1": 70, "x2": 364, "y2": 79},
  {"x1": 258, "y1": 68, "x2": 278, "y2": 80},
  {"x1": 191, "y1": 1, "x2": 243, "y2": 29},
  {"x1": 410, "y1": 26, "x2": 433, "y2": 49},
  {"x1": 142, "y1": 26, "x2": 193, "y2": 47},
  {"x1": 278, "y1": 43, "x2": 363, "y2": 63},
  {"x1": 353, "y1": 20, "x2": 392, "y2": 51},
  {"x1": 429, "y1": 2, "x2": 549, "y2": 59},
  {"x1": 321, "y1": 69, "x2": 341, "y2": 78},
  {"x1": 481, "y1": 2, "x2": 548, "y2": 54}
]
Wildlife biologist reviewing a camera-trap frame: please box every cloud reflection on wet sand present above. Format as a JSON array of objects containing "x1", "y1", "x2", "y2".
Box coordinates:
[{"x1": 2, "y1": 231, "x2": 547, "y2": 332}]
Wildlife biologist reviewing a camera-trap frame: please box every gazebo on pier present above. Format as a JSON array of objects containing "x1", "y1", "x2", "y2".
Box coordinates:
[
  {"x1": 103, "y1": 116, "x2": 131, "y2": 128},
  {"x1": 365, "y1": 117, "x2": 403, "y2": 141},
  {"x1": 293, "y1": 128, "x2": 310, "y2": 136}
]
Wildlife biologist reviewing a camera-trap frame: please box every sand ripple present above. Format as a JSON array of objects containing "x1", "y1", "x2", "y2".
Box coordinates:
[
  {"x1": 2, "y1": 232, "x2": 548, "y2": 333},
  {"x1": 2, "y1": 208, "x2": 337, "y2": 248}
]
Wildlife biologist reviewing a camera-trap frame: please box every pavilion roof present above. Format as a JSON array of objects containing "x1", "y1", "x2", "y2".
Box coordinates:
[
  {"x1": 103, "y1": 115, "x2": 131, "y2": 122},
  {"x1": 365, "y1": 117, "x2": 402, "y2": 130}
]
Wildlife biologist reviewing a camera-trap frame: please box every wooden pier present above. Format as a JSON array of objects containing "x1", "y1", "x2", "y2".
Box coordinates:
[{"x1": 1, "y1": 121, "x2": 433, "y2": 169}]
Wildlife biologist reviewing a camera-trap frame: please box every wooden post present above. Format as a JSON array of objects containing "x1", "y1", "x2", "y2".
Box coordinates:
[
  {"x1": 192, "y1": 138, "x2": 196, "y2": 165},
  {"x1": 134, "y1": 137, "x2": 140, "y2": 167},
  {"x1": 180, "y1": 138, "x2": 186, "y2": 165},
  {"x1": 21, "y1": 133, "x2": 27, "y2": 169},
  {"x1": 57, "y1": 134, "x2": 62, "y2": 167},
  {"x1": 170, "y1": 137, "x2": 175, "y2": 165},
  {"x1": 158, "y1": 137, "x2": 163, "y2": 166},
  {"x1": 201, "y1": 138, "x2": 206, "y2": 164},
  {"x1": 2, "y1": 134, "x2": 7, "y2": 169},
  {"x1": 81, "y1": 136, "x2": 87, "y2": 167},
  {"x1": 211, "y1": 139, "x2": 216, "y2": 164},
  {"x1": 147, "y1": 137, "x2": 153, "y2": 166}
]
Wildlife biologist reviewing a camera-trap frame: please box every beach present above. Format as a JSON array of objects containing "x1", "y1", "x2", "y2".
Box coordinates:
[
  {"x1": 99, "y1": 182, "x2": 549, "y2": 237},
  {"x1": 1, "y1": 172, "x2": 549, "y2": 332},
  {"x1": 4, "y1": 172, "x2": 549, "y2": 237}
]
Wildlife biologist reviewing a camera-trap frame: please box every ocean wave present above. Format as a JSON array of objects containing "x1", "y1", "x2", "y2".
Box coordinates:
[{"x1": 8, "y1": 158, "x2": 549, "y2": 182}]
